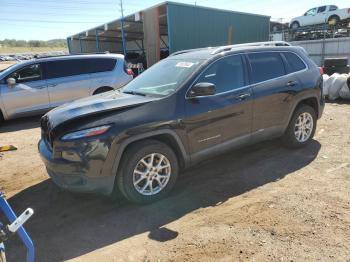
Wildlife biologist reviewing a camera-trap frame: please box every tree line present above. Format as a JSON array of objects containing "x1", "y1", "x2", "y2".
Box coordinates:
[{"x1": 0, "y1": 39, "x2": 67, "y2": 48}]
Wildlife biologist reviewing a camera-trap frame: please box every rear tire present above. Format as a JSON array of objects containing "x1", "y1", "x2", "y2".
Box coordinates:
[
  {"x1": 282, "y1": 104, "x2": 317, "y2": 148},
  {"x1": 328, "y1": 15, "x2": 340, "y2": 25},
  {"x1": 116, "y1": 140, "x2": 179, "y2": 204}
]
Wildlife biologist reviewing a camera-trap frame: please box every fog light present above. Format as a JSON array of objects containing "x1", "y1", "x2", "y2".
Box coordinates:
[{"x1": 62, "y1": 151, "x2": 81, "y2": 162}]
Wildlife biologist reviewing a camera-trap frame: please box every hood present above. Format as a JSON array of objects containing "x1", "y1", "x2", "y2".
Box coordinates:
[{"x1": 45, "y1": 91, "x2": 158, "y2": 129}]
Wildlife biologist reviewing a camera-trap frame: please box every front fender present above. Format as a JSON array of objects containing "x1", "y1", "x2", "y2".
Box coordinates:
[{"x1": 100, "y1": 129, "x2": 190, "y2": 193}]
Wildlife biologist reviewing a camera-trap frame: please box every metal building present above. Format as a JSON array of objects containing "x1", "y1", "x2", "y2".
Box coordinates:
[{"x1": 67, "y1": 1, "x2": 270, "y2": 67}]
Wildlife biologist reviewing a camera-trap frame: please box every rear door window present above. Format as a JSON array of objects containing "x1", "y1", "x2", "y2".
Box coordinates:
[
  {"x1": 87, "y1": 58, "x2": 117, "y2": 73},
  {"x1": 318, "y1": 6, "x2": 327, "y2": 13},
  {"x1": 248, "y1": 52, "x2": 286, "y2": 84},
  {"x1": 196, "y1": 55, "x2": 246, "y2": 94},
  {"x1": 282, "y1": 52, "x2": 306, "y2": 73},
  {"x1": 45, "y1": 59, "x2": 90, "y2": 79}
]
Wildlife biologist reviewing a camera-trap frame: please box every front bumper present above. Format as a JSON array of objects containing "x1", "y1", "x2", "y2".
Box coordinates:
[{"x1": 38, "y1": 139, "x2": 115, "y2": 195}]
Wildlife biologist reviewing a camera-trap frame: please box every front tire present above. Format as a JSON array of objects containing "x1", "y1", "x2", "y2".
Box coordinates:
[
  {"x1": 282, "y1": 104, "x2": 317, "y2": 148},
  {"x1": 116, "y1": 140, "x2": 179, "y2": 204},
  {"x1": 290, "y1": 21, "x2": 300, "y2": 30}
]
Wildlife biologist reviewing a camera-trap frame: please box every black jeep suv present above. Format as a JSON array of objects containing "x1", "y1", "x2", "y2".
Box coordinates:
[{"x1": 39, "y1": 44, "x2": 324, "y2": 203}]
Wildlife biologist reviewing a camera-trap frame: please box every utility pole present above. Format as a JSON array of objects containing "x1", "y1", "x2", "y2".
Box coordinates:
[{"x1": 120, "y1": 0, "x2": 127, "y2": 56}]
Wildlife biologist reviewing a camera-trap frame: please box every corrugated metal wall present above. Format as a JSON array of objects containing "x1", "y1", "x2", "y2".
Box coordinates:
[
  {"x1": 167, "y1": 3, "x2": 270, "y2": 53},
  {"x1": 291, "y1": 37, "x2": 350, "y2": 66}
]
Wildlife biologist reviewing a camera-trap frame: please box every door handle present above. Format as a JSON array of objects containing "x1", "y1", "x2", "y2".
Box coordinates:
[
  {"x1": 48, "y1": 84, "x2": 56, "y2": 88},
  {"x1": 286, "y1": 81, "x2": 297, "y2": 87},
  {"x1": 37, "y1": 86, "x2": 47, "y2": 89},
  {"x1": 235, "y1": 93, "x2": 251, "y2": 100}
]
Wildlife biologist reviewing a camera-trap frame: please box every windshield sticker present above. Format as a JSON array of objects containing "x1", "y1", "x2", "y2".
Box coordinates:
[{"x1": 176, "y1": 62, "x2": 195, "y2": 68}]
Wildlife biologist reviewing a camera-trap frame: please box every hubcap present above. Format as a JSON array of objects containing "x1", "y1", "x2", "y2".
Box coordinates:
[
  {"x1": 294, "y1": 112, "x2": 313, "y2": 142},
  {"x1": 133, "y1": 153, "x2": 171, "y2": 196}
]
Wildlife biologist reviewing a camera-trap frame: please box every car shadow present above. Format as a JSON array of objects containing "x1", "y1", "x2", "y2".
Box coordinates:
[
  {"x1": 325, "y1": 99, "x2": 350, "y2": 105},
  {"x1": 0, "y1": 115, "x2": 42, "y2": 133},
  {"x1": 4, "y1": 139, "x2": 321, "y2": 261}
]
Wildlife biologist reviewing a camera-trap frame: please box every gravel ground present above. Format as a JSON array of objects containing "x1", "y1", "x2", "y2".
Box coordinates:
[{"x1": 0, "y1": 102, "x2": 349, "y2": 262}]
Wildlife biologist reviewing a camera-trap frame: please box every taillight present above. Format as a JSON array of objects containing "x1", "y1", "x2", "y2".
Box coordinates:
[
  {"x1": 126, "y1": 68, "x2": 134, "y2": 76},
  {"x1": 124, "y1": 62, "x2": 134, "y2": 77},
  {"x1": 319, "y1": 67, "x2": 324, "y2": 75},
  {"x1": 348, "y1": 8, "x2": 350, "y2": 14}
]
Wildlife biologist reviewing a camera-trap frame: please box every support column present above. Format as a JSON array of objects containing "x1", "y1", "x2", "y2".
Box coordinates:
[
  {"x1": 79, "y1": 35, "x2": 83, "y2": 53},
  {"x1": 120, "y1": 18, "x2": 127, "y2": 56},
  {"x1": 143, "y1": 7, "x2": 160, "y2": 67},
  {"x1": 95, "y1": 29, "x2": 100, "y2": 52}
]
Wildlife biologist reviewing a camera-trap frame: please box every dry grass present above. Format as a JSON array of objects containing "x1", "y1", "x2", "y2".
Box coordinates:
[
  {"x1": 0, "y1": 61, "x2": 17, "y2": 71},
  {"x1": 0, "y1": 46, "x2": 67, "y2": 54}
]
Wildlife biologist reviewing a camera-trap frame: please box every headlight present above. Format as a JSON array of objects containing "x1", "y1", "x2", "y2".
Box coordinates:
[{"x1": 61, "y1": 125, "x2": 111, "y2": 141}]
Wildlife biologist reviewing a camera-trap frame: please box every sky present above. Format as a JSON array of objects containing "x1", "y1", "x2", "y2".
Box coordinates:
[{"x1": 0, "y1": 0, "x2": 349, "y2": 41}]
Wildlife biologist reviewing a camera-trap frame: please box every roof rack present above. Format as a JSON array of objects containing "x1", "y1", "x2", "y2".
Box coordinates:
[
  {"x1": 210, "y1": 41, "x2": 291, "y2": 55},
  {"x1": 170, "y1": 47, "x2": 215, "y2": 56},
  {"x1": 33, "y1": 51, "x2": 110, "y2": 59}
]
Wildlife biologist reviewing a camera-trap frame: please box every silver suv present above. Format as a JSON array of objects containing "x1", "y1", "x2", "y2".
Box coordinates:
[{"x1": 0, "y1": 54, "x2": 133, "y2": 122}]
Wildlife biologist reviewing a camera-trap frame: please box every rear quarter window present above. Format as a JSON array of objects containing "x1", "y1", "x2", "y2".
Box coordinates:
[
  {"x1": 248, "y1": 52, "x2": 286, "y2": 84},
  {"x1": 87, "y1": 58, "x2": 117, "y2": 73},
  {"x1": 283, "y1": 52, "x2": 306, "y2": 73}
]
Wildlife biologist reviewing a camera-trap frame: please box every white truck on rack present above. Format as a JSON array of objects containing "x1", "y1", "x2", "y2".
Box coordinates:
[{"x1": 290, "y1": 5, "x2": 350, "y2": 29}]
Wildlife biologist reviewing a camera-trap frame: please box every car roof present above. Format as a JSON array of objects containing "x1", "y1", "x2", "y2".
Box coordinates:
[
  {"x1": 34, "y1": 53, "x2": 124, "y2": 63},
  {"x1": 168, "y1": 44, "x2": 304, "y2": 60},
  {"x1": 0, "y1": 53, "x2": 124, "y2": 77}
]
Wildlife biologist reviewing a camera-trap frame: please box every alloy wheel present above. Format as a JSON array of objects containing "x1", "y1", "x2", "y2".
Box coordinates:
[
  {"x1": 133, "y1": 153, "x2": 171, "y2": 196},
  {"x1": 294, "y1": 112, "x2": 313, "y2": 142}
]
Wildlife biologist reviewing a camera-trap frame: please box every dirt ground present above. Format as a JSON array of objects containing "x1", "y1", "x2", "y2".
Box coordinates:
[{"x1": 0, "y1": 102, "x2": 349, "y2": 262}]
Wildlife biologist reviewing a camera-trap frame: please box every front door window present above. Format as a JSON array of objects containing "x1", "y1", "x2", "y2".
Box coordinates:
[{"x1": 8, "y1": 64, "x2": 42, "y2": 83}]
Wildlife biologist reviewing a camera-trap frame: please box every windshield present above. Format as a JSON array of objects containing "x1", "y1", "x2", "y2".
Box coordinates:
[{"x1": 122, "y1": 58, "x2": 204, "y2": 97}]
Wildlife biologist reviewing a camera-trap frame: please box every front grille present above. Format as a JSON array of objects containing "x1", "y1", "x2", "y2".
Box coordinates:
[{"x1": 40, "y1": 116, "x2": 53, "y2": 149}]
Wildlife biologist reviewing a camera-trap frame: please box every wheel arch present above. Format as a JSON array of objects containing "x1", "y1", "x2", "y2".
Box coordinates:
[
  {"x1": 111, "y1": 130, "x2": 190, "y2": 180},
  {"x1": 92, "y1": 86, "x2": 114, "y2": 95},
  {"x1": 290, "y1": 20, "x2": 300, "y2": 29},
  {"x1": 328, "y1": 14, "x2": 340, "y2": 23},
  {"x1": 286, "y1": 96, "x2": 320, "y2": 131}
]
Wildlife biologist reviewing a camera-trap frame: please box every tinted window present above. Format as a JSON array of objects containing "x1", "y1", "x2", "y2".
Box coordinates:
[
  {"x1": 248, "y1": 52, "x2": 286, "y2": 84},
  {"x1": 197, "y1": 55, "x2": 245, "y2": 94},
  {"x1": 318, "y1": 6, "x2": 326, "y2": 13},
  {"x1": 46, "y1": 59, "x2": 89, "y2": 79},
  {"x1": 329, "y1": 5, "x2": 337, "y2": 11},
  {"x1": 8, "y1": 64, "x2": 42, "y2": 83},
  {"x1": 283, "y1": 52, "x2": 306, "y2": 73},
  {"x1": 87, "y1": 58, "x2": 116, "y2": 73}
]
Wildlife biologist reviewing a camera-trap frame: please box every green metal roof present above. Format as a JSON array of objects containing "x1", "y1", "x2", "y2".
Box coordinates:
[{"x1": 166, "y1": 2, "x2": 270, "y2": 53}]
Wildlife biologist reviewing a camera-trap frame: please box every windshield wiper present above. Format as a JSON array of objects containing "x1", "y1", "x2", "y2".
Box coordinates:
[{"x1": 123, "y1": 90, "x2": 147, "y2": 96}]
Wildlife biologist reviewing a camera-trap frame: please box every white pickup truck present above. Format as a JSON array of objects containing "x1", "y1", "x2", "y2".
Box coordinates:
[{"x1": 290, "y1": 5, "x2": 350, "y2": 29}]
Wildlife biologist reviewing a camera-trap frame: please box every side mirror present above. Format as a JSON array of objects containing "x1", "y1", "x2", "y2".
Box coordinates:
[
  {"x1": 189, "y1": 82, "x2": 216, "y2": 98},
  {"x1": 7, "y1": 77, "x2": 16, "y2": 86}
]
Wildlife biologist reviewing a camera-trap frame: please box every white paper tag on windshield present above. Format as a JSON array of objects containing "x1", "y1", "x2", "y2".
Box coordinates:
[{"x1": 176, "y1": 62, "x2": 195, "y2": 68}]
